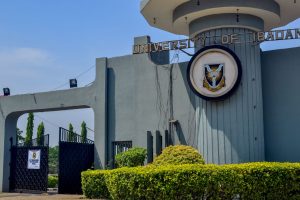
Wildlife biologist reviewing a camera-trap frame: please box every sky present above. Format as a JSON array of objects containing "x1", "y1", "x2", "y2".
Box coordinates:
[{"x1": 0, "y1": 1, "x2": 299, "y2": 146}]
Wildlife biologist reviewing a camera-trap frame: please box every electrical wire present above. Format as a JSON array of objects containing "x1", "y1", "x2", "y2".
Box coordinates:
[
  {"x1": 52, "y1": 65, "x2": 95, "y2": 90},
  {"x1": 84, "y1": 82, "x2": 94, "y2": 87},
  {"x1": 87, "y1": 126, "x2": 94, "y2": 132},
  {"x1": 35, "y1": 114, "x2": 61, "y2": 128},
  {"x1": 35, "y1": 114, "x2": 94, "y2": 133}
]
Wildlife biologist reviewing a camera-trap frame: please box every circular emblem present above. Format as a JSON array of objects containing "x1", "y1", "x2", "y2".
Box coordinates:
[{"x1": 187, "y1": 45, "x2": 242, "y2": 101}]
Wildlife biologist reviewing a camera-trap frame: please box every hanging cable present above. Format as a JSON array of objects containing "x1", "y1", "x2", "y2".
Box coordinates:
[
  {"x1": 179, "y1": 49, "x2": 194, "y2": 57},
  {"x1": 170, "y1": 49, "x2": 180, "y2": 64},
  {"x1": 52, "y1": 65, "x2": 95, "y2": 90},
  {"x1": 86, "y1": 127, "x2": 94, "y2": 132},
  {"x1": 36, "y1": 114, "x2": 94, "y2": 133},
  {"x1": 35, "y1": 114, "x2": 61, "y2": 128},
  {"x1": 236, "y1": 9, "x2": 240, "y2": 23}
]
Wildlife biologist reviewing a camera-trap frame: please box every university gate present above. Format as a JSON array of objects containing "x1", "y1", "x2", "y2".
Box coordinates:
[
  {"x1": 9, "y1": 128, "x2": 94, "y2": 194},
  {"x1": 58, "y1": 127, "x2": 94, "y2": 194},
  {"x1": 10, "y1": 135, "x2": 49, "y2": 192}
]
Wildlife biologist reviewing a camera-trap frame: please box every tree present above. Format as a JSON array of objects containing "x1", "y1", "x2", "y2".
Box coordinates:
[
  {"x1": 16, "y1": 128, "x2": 25, "y2": 144},
  {"x1": 48, "y1": 146, "x2": 59, "y2": 174},
  {"x1": 37, "y1": 122, "x2": 45, "y2": 146},
  {"x1": 68, "y1": 123, "x2": 74, "y2": 142},
  {"x1": 25, "y1": 113, "x2": 34, "y2": 146},
  {"x1": 81, "y1": 121, "x2": 87, "y2": 143}
]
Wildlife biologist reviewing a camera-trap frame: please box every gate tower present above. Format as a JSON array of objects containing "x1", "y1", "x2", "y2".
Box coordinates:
[{"x1": 141, "y1": 0, "x2": 300, "y2": 163}]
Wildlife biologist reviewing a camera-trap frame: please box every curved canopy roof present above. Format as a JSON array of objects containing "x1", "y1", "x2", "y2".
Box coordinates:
[{"x1": 141, "y1": 0, "x2": 300, "y2": 35}]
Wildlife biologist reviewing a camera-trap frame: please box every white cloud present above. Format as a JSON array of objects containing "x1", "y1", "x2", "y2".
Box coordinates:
[
  {"x1": 0, "y1": 47, "x2": 51, "y2": 66},
  {"x1": 0, "y1": 47, "x2": 58, "y2": 90}
]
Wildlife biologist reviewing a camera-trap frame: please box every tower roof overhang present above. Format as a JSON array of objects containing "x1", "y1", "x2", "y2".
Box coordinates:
[{"x1": 141, "y1": 0, "x2": 300, "y2": 36}]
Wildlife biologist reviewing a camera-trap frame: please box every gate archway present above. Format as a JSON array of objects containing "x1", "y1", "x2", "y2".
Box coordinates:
[{"x1": 0, "y1": 58, "x2": 107, "y2": 192}]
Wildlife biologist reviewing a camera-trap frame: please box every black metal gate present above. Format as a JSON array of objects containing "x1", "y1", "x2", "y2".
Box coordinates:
[
  {"x1": 10, "y1": 135, "x2": 49, "y2": 192},
  {"x1": 58, "y1": 127, "x2": 94, "y2": 194}
]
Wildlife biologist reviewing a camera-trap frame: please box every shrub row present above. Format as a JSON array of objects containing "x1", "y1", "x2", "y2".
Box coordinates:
[
  {"x1": 115, "y1": 147, "x2": 147, "y2": 168},
  {"x1": 152, "y1": 145, "x2": 205, "y2": 166},
  {"x1": 48, "y1": 175, "x2": 58, "y2": 188},
  {"x1": 82, "y1": 162, "x2": 300, "y2": 200},
  {"x1": 81, "y1": 170, "x2": 110, "y2": 199}
]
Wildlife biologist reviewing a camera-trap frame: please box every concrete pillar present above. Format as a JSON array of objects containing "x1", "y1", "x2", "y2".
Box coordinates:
[
  {"x1": 192, "y1": 14, "x2": 265, "y2": 164},
  {"x1": 93, "y1": 58, "x2": 108, "y2": 169},
  {"x1": 0, "y1": 113, "x2": 20, "y2": 191},
  {"x1": 147, "y1": 131, "x2": 153, "y2": 163}
]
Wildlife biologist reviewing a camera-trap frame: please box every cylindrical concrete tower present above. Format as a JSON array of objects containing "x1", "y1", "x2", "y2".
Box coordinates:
[{"x1": 141, "y1": 0, "x2": 300, "y2": 164}]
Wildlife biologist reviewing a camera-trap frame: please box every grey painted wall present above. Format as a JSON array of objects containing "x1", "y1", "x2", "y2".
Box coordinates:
[
  {"x1": 262, "y1": 47, "x2": 300, "y2": 162},
  {"x1": 105, "y1": 51, "x2": 197, "y2": 163},
  {"x1": 194, "y1": 28, "x2": 265, "y2": 164},
  {"x1": 105, "y1": 27, "x2": 266, "y2": 165}
]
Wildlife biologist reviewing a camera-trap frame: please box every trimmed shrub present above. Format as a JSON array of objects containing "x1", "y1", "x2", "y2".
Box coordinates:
[
  {"x1": 152, "y1": 145, "x2": 205, "y2": 166},
  {"x1": 82, "y1": 163, "x2": 300, "y2": 200},
  {"x1": 81, "y1": 170, "x2": 110, "y2": 199},
  {"x1": 48, "y1": 175, "x2": 58, "y2": 188},
  {"x1": 115, "y1": 147, "x2": 147, "y2": 168}
]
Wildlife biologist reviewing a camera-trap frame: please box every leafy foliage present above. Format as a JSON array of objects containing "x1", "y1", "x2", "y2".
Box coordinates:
[
  {"x1": 81, "y1": 170, "x2": 110, "y2": 199},
  {"x1": 37, "y1": 122, "x2": 45, "y2": 146},
  {"x1": 25, "y1": 113, "x2": 34, "y2": 146},
  {"x1": 68, "y1": 123, "x2": 75, "y2": 142},
  {"x1": 115, "y1": 147, "x2": 147, "y2": 168},
  {"x1": 48, "y1": 175, "x2": 58, "y2": 188},
  {"x1": 49, "y1": 146, "x2": 59, "y2": 174},
  {"x1": 16, "y1": 128, "x2": 24, "y2": 144},
  {"x1": 81, "y1": 121, "x2": 87, "y2": 143},
  {"x1": 152, "y1": 145, "x2": 205, "y2": 166},
  {"x1": 82, "y1": 163, "x2": 300, "y2": 200}
]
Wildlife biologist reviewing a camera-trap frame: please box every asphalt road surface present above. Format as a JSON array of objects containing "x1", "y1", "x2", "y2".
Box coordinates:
[{"x1": 0, "y1": 193, "x2": 102, "y2": 200}]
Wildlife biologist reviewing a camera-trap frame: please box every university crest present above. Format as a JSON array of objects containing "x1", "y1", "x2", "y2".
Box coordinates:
[{"x1": 203, "y1": 64, "x2": 225, "y2": 92}]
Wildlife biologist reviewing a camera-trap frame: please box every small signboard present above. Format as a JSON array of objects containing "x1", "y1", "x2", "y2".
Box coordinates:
[{"x1": 27, "y1": 150, "x2": 41, "y2": 170}]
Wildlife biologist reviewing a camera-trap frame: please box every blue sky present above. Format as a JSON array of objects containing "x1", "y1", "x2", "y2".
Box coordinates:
[{"x1": 0, "y1": 1, "x2": 299, "y2": 146}]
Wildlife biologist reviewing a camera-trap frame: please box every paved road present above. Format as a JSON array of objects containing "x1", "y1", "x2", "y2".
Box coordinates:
[{"x1": 0, "y1": 193, "x2": 102, "y2": 200}]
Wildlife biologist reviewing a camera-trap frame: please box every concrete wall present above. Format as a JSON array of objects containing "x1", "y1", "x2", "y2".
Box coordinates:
[
  {"x1": 106, "y1": 52, "x2": 197, "y2": 163},
  {"x1": 105, "y1": 29, "x2": 266, "y2": 165},
  {"x1": 193, "y1": 28, "x2": 265, "y2": 164},
  {"x1": 262, "y1": 47, "x2": 300, "y2": 162}
]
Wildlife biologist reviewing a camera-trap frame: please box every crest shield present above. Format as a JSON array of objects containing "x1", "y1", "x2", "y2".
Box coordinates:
[{"x1": 203, "y1": 64, "x2": 225, "y2": 92}]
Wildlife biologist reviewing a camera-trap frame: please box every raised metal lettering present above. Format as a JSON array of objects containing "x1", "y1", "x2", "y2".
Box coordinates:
[{"x1": 285, "y1": 29, "x2": 294, "y2": 40}]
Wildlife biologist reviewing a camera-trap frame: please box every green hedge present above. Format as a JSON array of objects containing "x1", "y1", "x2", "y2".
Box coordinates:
[
  {"x1": 48, "y1": 175, "x2": 58, "y2": 188},
  {"x1": 81, "y1": 170, "x2": 110, "y2": 199},
  {"x1": 82, "y1": 162, "x2": 300, "y2": 200},
  {"x1": 152, "y1": 145, "x2": 205, "y2": 166},
  {"x1": 115, "y1": 147, "x2": 147, "y2": 168}
]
